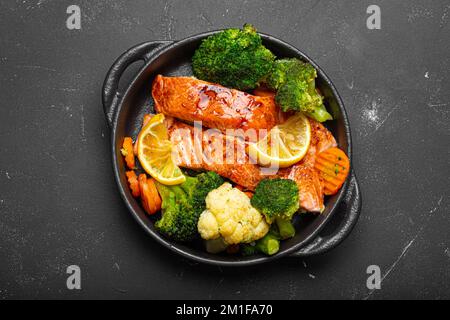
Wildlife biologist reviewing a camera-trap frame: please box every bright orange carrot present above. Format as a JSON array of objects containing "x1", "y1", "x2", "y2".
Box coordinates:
[
  {"x1": 146, "y1": 178, "x2": 162, "y2": 214},
  {"x1": 121, "y1": 137, "x2": 135, "y2": 169},
  {"x1": 125, "y1": 170, "x2": 140, "y2": 197},
  {"x1": 138, "y1": 174, "x2": 161, "y2": 215},
  {"x1": 314, "y1": 147, "x2": 350, "y2": 195}
]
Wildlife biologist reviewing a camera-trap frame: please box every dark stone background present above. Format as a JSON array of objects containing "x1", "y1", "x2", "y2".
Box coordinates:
[{"x1": 0, "y1": 0, "x2": 448, "y2": 300}]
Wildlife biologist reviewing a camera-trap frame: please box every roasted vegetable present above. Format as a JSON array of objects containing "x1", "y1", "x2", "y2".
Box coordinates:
[
  {"x1": 266, "y1": 58, "x2": 332, "y2": 122},
  {"x1": 197, "y1": 183, "x2": 270, "y2": 245},
  {"x1": 121, "y1": 137, "x2": 135, "y2": 169},
  {"x1": 125, "y1": 170, "x2": 140, "y2": 197},
  {"x1": 155, "y1": 172, "x2": 224, "y2": 242},
  {"x1": 192, "y1": 24, "x2": 275, "y2": 90},
  {"x1": 138, "y1": 174, "x2": 161, "y2": 215},
  {"x1": 314, "y1": 147, "x2": 350, "y2": 195},
  {"x1": 251, "y1": 178, "x2": 299, "y2": 239}
]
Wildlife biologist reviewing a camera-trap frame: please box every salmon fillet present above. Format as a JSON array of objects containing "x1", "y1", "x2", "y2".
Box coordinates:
[
  {"x1": 153, "y1": 75, "x2": 279, "y2": 141},
  {"x1": 167, "y1": 118, "x2": 265, "y2": 190},
  {"x1": 165, "y1": 116, "x2": 337, "y2": 212},
  {"x1": 279, "y1": 120, "x2": 337, "y2": 212}
]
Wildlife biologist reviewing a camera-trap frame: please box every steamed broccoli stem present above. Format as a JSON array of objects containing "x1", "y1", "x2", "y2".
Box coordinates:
[
  {"x1": 241, "y1": 229, "x2": 281, "y2": 256},
  {"x1": 275, "y1": 217, "x2": 296, "y2": 239},
  {"x1": 179, "y1": 176, "x2": 197, "y2": 197},
  {"x1": 305, "y1": 104, "x2": 333, "y2": 122},
  {"x1": 156, "y1": 184, "x2": 182, "y2": 210},
  {"x1": 256, "y1": 232, "x2": 280, "y2": 255}
]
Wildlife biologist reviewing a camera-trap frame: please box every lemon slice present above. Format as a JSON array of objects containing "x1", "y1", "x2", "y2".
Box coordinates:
[
  {"x1": 137, "y1": 114, "x2": 185, "y2": 185},
  {"x1": 248, "y1": 113, "x2": 311, "y2": 168}
]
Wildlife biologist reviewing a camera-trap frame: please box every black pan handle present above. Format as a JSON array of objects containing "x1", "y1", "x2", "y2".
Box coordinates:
[
  {"x1": 290, "y1": 170, "x2": 361, "y2": 257},
  {"x1": 102, "y1": 41, "x2": 173, "y2": 128}
]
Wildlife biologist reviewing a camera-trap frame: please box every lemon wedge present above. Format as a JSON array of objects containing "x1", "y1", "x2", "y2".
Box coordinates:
[
  {"x1": 248, "y1": 113, "x2": 311, "y2": 168},
  {"x1": 137, "y1": 114, "x2": 185, "y2": 185}
]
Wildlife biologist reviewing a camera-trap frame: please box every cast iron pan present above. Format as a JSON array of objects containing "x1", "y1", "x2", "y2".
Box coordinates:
[{"x1": 102, "y1": 32, "x2": 362, "y2": 266}]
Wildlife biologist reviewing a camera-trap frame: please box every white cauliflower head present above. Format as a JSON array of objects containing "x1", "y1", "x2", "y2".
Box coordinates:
[{"x1": 197, "y1": 183, "x2": 269, "y2": 245}]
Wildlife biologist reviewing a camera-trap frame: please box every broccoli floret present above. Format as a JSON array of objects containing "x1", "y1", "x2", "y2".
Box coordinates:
[
  {"x1": 192, "y1": 24, "x2": 275, "y2": 90},
  {"x1": 266, "y1": 58, "x2": 299, "y2": 90},
  {"x1": 155, "y1": 172, "x2": 224, "y2": 242},
  {"x1": 251, "y1": 178, "x2": 300, "y2": 239},
  {"x1": 251, "y1": 178, "x2": 300, "y2": 221},
  {"x1": 155, "y1": 185, "x2": 195, "y2": 242},
  {"x1": 190, "y1": 171, "x2": 224, "y2": 212},
  {"x1": 266, "y1": 58, "x2": 333, "y2": 122}
]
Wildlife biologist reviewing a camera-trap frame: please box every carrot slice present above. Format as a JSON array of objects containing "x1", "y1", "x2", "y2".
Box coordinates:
[
  {"x1": 125, "y1": 170, "x2": 140, "y2": 197},
  {"x1": 138, "y1": 174, "x2": 161, "y2": 215},
  {"x1": 138, "y1": 174, "x2": 151, "y2": 214},
  {"x1": 121, "y1": 137, "x2": 135, "y2": 169},
  {"x1": 148, "y1": 178, "x2": 162, "y2": 213},
  {"x1": 314, "y1": 147, "x2": 350, "y2": 195}
]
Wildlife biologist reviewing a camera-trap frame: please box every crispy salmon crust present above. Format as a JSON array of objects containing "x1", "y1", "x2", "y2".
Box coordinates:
[{"x1": 153, "y1": 75, "x2": 279, "y2": 140}]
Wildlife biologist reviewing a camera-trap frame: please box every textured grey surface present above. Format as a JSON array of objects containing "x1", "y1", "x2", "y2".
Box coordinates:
[{"x1": 0, "y1": 0, "x2": 449, "y2": 299}]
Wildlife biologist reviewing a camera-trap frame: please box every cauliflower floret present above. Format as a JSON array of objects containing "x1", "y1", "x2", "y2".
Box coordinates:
[
  {"x1": 197, "y1": 209, "x2": 219, "y2": 240},
  {"x1": 197, "y1": 183, "x2": 269, "y2": 245}
]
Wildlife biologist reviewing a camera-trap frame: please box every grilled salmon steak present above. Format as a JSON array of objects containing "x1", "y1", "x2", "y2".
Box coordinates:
[
  {"x1": 153, "y1": 75, "x2": 279, "y2": 140},
  {"x1": 166, "y1": 117, "x2": 266, "y2": 190},
  {"x1": 165, "y1": 115, "x2": 337, "y2": 212},
  {"x1": 279, "y1": 120, "x2": 337, "y2": 212}
]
